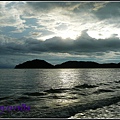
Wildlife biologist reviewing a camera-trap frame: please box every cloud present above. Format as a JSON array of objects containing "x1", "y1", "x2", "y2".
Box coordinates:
[
  {"x1": 93, "y1": 2, "x2": 120, "y2": 20},
  {"x1": 0, "y1": 1, "x2": 27, "y2": 33},
  {"x1": 1, "y1": 1, "x2": 119, "y2": 41},
  {"x1": 1, "y1": 2, "x2": 120, "y2": 37},
  {"x1": 1, "y1": 30, "x2": 120, "y2": 56},
  {"x1": 92, "y1": 2, "x2": 108, "y2": 11},
  {"x1": 0, "y1": 30, "x2": 120, "y2": 67},
  {"x1": 23, "y1": 2, "x2": 120, "y2": 40},
  {"x1": 20, "y1": 2, "x2": 99, "y2": 40},
  {"x1": 26, "y1": 2, "x2": 82, "y2": 12}
]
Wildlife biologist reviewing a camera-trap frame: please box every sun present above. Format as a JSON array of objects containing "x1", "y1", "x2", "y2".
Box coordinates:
[{"x1": 57, "y1": 30, "x2": 79, "y2": 40}]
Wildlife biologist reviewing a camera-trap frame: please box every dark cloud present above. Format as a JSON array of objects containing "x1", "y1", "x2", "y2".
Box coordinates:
[
  {"x1": 72, "y1": 2, "x2": 94, "y2": 13},
  {"x1": 26, "y1": 2, "x2": 81, "y2": 12},
  {"x1": 1, "y1": 30, "x2": 120, "y2": 56},
  {"x1": 93, "y1": 2, "x2": 120, "y2": 20}
]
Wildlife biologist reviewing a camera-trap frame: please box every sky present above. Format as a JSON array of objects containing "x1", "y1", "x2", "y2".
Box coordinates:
[{"x1": 1, "y1": 1, "x2": 120, "y2": 68}]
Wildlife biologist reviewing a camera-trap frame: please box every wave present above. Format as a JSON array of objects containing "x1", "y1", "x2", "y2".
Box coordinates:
[
  {"x1": 74, "y1": 84, "x2": 98, "y2": 89},
  {"x1": 44, "y1": 88, "x2": 70, "y2": 93},
  {"x1": 22, "y1": 83, "x2": 114, "y2": 98},
  {"x1": 0, "y1": 96, "x2": 11, "y2": 101},
  {"x1": 115, "y1": 80, "x2": 120, "y2": 83},
  {"x1": 14, "y1": 96, "x2": 30, "y2": 102},
  {"x1": 37, "y1": 95, "x2": 120, "y2": 118},
  {"x1": 24, "y1": 92, "x2": 47, "y2": 96},
  {"x1": 23, "y1": 88, "x2": 70, "y2": 97},
  {"x1": 93, "y1": 89, "x2": 114, "y2": 94}
]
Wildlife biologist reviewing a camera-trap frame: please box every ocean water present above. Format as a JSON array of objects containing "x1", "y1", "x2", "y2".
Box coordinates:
[{"x1": 0, "y1": 69, "x2": 120, "y2": 118}]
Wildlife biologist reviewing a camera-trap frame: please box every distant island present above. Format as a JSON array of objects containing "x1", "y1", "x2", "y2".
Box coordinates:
[
  {"x1": 14, "y1": 59, "x2": 120, "y2": 69},
  {"x1": 15, "y1": 59, "x2": 54, "y2": 69}
]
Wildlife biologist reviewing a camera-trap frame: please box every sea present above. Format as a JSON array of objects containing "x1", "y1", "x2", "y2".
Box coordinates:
[{"x1": 0, "y1": 69, "x2": 120, "y2": 118}]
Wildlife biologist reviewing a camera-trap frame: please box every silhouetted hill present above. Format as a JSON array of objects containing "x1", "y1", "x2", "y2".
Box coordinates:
[
  {"x1": 55, "y1": 61, "x2": 100, "y2": 68},
  {"x1": 15, "y1": 59, "x2": 54, "y2": 69},
  {"x1": 15, "y1": 59, "x2": 120, "y2": 69},
  {"x1": 55, "y1": 61, "x2": 120, "y2": 68}
]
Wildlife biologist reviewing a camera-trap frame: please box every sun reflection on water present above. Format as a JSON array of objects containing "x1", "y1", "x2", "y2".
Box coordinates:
[{"x1": 58, "y1": 69, "x2": 79, "y2": 88}]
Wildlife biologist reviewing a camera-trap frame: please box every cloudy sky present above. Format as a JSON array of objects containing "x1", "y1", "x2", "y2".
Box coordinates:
[{"x1": 1, "y1": 1, "x2": 120, "y2": 68}]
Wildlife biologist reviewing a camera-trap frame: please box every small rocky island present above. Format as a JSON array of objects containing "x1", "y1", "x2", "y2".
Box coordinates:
[
  {"x1": 15, "y1": 59, "x2": 120, "y2": 69},
  {"x1": 15, "y1": 59, "x2": 54, "y2": 69}
]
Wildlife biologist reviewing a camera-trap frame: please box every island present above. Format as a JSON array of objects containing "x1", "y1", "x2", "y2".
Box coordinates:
[
  {"x1": 55, "y1": 61, "x2": 120, "y2": 68},
  {"x1": 15, "y1": 59, "x2": 120, "y2": 69},
  {"x1": 15, "y1": 59, "x2": 54, "y2": 69}
]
